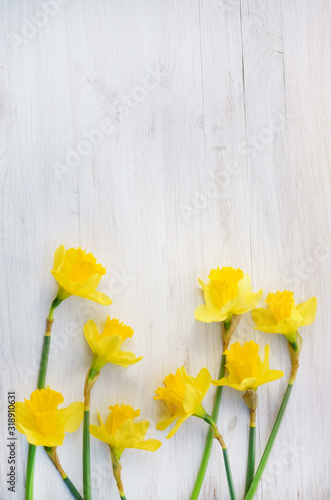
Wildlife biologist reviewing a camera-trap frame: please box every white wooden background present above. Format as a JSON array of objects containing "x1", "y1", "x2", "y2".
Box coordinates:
[{"x1": 1, "y1": 1, "x2": 330, "y2": 499}]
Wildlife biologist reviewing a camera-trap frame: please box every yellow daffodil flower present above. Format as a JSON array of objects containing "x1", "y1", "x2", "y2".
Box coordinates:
[
  {"x1": 154, "y1": 366, "x2": 212, "y2": 438},
  {"x1": 212, "y1": 341, "x2": 284, "y2": 391},
  {"x1": 90, "y1": 404, "x2": 161, "y2": 459},
  {"x1": 51, "y1": 245, "x2": 112, "y2": 305},
  {"x1": 84, "y1": 316, "x2": 143, "y2": 372},
  {"x1": 195, "y1": 267, "x2": 262, "y2": 323},
  {"x1": 15, "y1": 387, "x2": 83, "y2": 447},
  {"x1": 252, "y1": 291, "x2": 317, "y2": 343}
]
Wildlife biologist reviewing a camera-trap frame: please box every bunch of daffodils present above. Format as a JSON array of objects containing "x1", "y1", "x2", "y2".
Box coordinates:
[{"x1": 18, "y1": 251, "x2": 318, "y2": 500}]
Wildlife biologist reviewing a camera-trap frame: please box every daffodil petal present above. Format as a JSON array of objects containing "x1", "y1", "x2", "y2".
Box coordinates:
[
  {"x1": 50, "y1": 271, "x2": 97, "y2": 296},
  {"x1": 198, "y1": 278, "x2": 206, "y2": 290},
  {"x1": 296, "y1": 297, "x2": 317, "y2": 326},
  {"x1": 58, "y1": 402, "x2": 84, "y2": 433},
  {"x1": 53, "y1": 245, "x2": 66, "y2": 272},
  {"x1": 15, "y1": 403, "x2": 35, "y2": 431},
  {"x1": 90, "y1": 424, "x2": 115, "y2": 445},
  {"x1": 130, "y1": 421, "x2": 150, "y2": 441},
  {"x1": 194, "y1": 304, "x2": 228, "y2": 323},
  {"x1": 83, "y1": 290, "x2": 112, "y2": 305},
  {"x1": 202, "y1": 285, "x2": 217, "y2": 311},
  {"x1": 183, "y1": 385, "x2": 203, "y2": 414},
  {"x1": 233, "y1": 290, "x2": 263, "y2": 314},
  {"x1": 108, "y1": 351, "x2": 143, "y2": 367},
  {"x1": 252, "y1": 308, "x2": 277, "y2": 328},
  {"x1": 212, "y1": 378, "x2": 230, "y2": 387},
  {"x1": 254, "y1": 318, "x2": 301, "y2": 334},
  {"x1": 130, "y1": 439, "x2": 162, "y2": 452},
  {"x1": 17, "y1": 423, "x2": 65, "y2": 447},
  {"x1": 237, "y1": 274, "x2": 252, "y2": 296},
  {"x1": 260, "y1": 344, "x2": 270, "y2": 374},
  {"x1": 116, "y1": 421, "x2": 148, "y2": 449},
  {"x1": 256, "y1": 370, "x2": 284, "y2": 387},
  {"x1": 194, "y1": 367, "x2": 212, "y2": 396},
  {"x1": 156, "y1": 415, "x2": 177, "y2": 431},
  {"x1": 166, "y1": 413, "x2": 192, "y2": 439},
  {"x1": 99, "y1": 335, "x2": 122, "y2": 358},
  {"x1": 84, "y1": 320, "x2": 101, "y2": 353},
  {"x1": 96, "y1": 410, "x2": 104, "y2": 426}
]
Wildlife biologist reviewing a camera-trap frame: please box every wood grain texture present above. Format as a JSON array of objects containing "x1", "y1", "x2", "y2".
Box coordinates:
[{"x1": 1, "y1": 1, "x2": 330, "y2": 499}]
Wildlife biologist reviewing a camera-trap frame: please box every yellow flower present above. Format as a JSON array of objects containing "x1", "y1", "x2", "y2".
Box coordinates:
[
  {"x1": 15, "y1": 387, "x2": 83, "y2": 447},
  {"x1": 90, "y1": 404, "x2": 161, "y2": 459},
  {"x1": 195, "y1": 267, "x2": 262, "y2": 323},
  {"x1": 84, "y1": 316, "x2": 143, "y2": 371},
  {"x1": 252, "y1": 291, "x2": 317, "y2": 342},
  {"x1": 51, "y1": 245, "x2": 112, "y2": 305},
  {"x1": 212, "y1": 341, "x2": 284, "y2": 391},
  {"x1": 154, "y1": 366, "x2": 212, "y2": 438}
]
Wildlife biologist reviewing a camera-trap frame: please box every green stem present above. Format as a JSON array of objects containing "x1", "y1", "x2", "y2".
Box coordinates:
[
  {"x1": 202, "y1": 415, "x2": 236, "y2": 500},
  {"x1": 83, "y1": 410, "x2": 91, "y2": 500},
  {"x1": 44, "y1": 446, "x2": 83, "y2": 500},
  {"x1": 190, "y1": 354, "x2": 226, "y2": 500},
  {"x1": 37, "y1": 298, "x2": 62, "y2": 389},
  {"x1": 245, "y1": 384, "x2": 294, "y2": 500},
  {"x1": 37, "y1": 335, "x2": 51, "y2": 389},
  {"x1": 83, "y1": 367, "x2": 100, "y2": 500},
  {"x1": 25, "y1": 444, "x2": 36, "y2": 500},
  {"x1": 222, "y1": 448, "x2": 236, "y2": 500},
  {"x1": 245, "y1": 425, "x2": 256, "y2": 494},
  {"x1": 63, "y1": 477, "x2": 84, "y2": 500},
  {"x1": 48, "y1": 297, "x2": 62, "y2": 319}
]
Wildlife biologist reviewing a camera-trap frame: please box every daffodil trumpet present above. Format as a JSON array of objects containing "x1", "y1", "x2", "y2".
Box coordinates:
[
  {"x1": 44, "y1": 446, "x2": 83, "y2": 500},
  {"x1": 245, "y1": 292, "x2": 317, "y2": 499},
  {"x1": 90, "y1": 404, "x2": 161, "y2": 500}
]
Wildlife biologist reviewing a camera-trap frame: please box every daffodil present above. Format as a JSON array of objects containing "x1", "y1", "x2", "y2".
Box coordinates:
[
  {"x1": 252, "y1": 290, "x2": 317, "y2": 344},
  {"x1": 154, "y1": 366, "x2": 212, "y2": 438},
  {"x1": 90, "y1": 404, "x2": 161, "y2": 500},
  {"x1": 212, "y1": 340, "x2": 283, "y2": 495},
  {"x1": 246, "y1": 292, "x2": 317, "y2": 499},
  {"x1": 90, "y1": 404, "x2": 161, "y2": 458},
  {"x1": 195, "y1": 266, "x2": 262, "y2": 324},
  {"x1": 213, "y1": 341, "x2": 283, "y2": 391},
  {"x1": 15, "y1": 387, "x2": 84, "y2": 447},
  {"x1": 51, "y1": 245, "x2": 112, "y2": 305},
  {"x1": 84, "y1": 317, "x2": 143, "y2": 372},
  {"x1": 155, "y1": 367, "x2": 236, "y2": 499}
]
